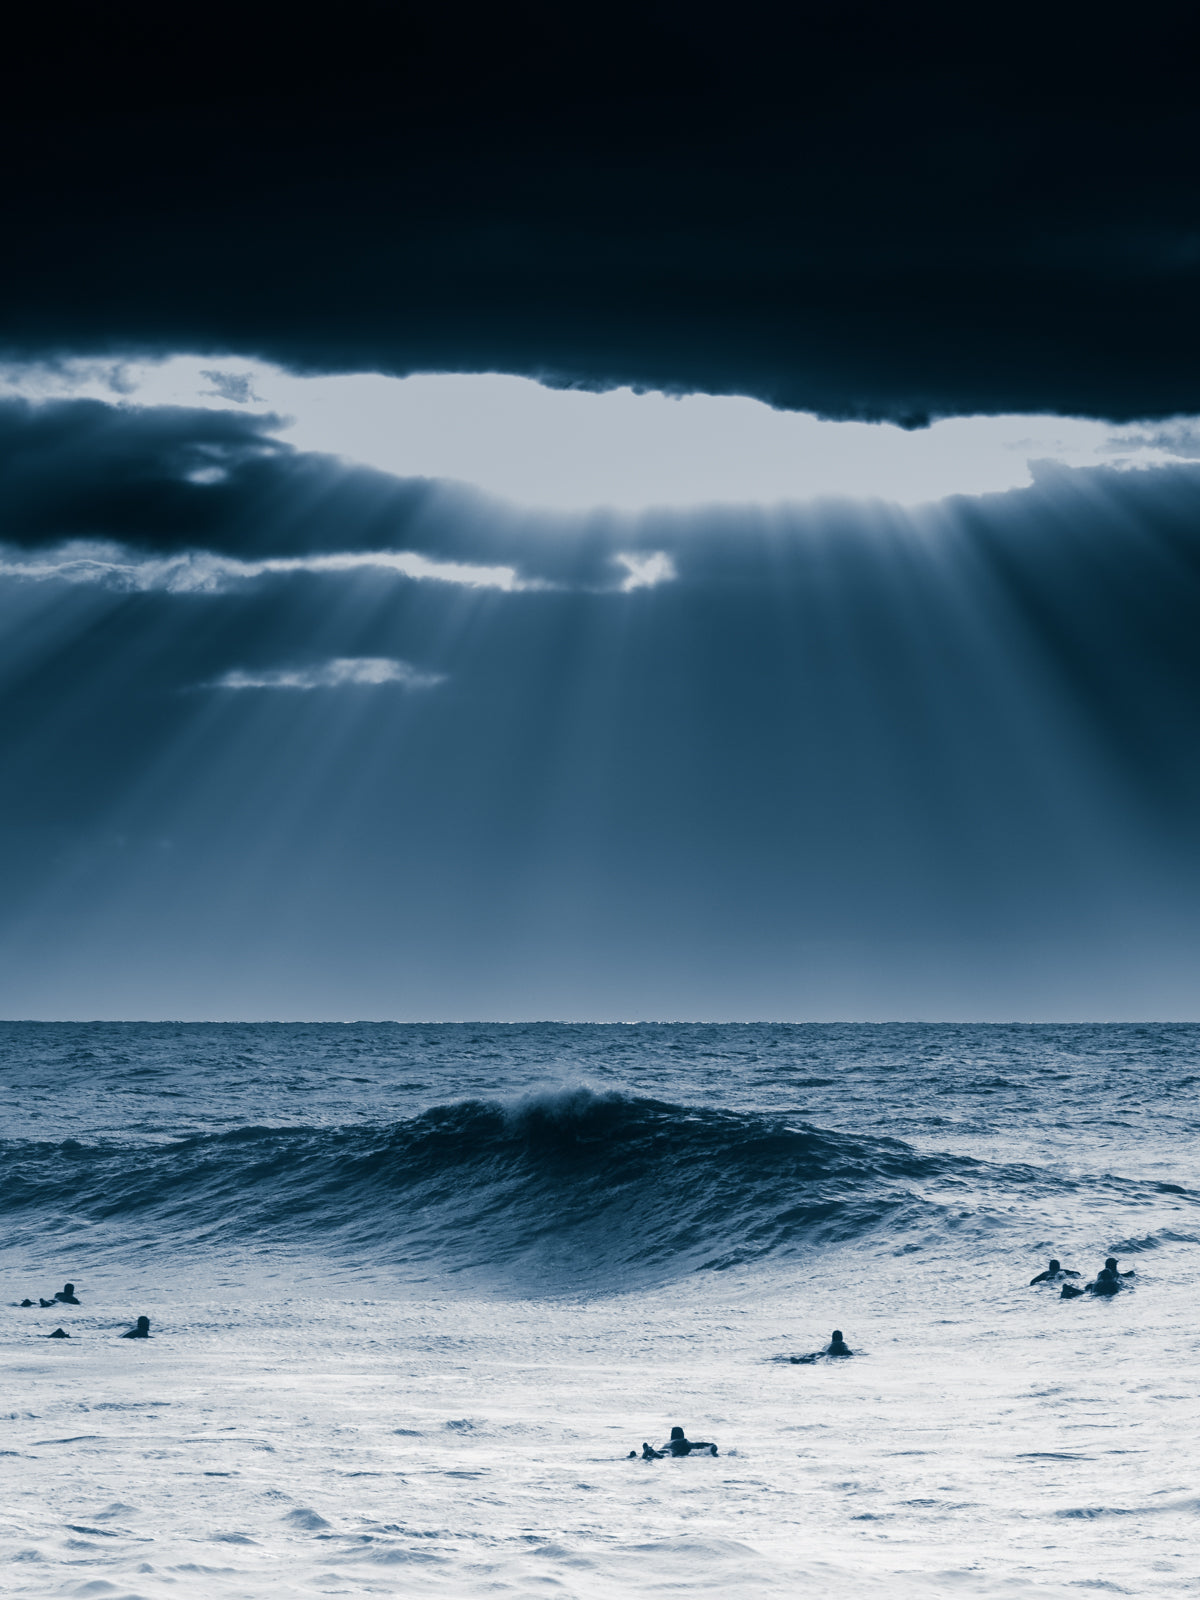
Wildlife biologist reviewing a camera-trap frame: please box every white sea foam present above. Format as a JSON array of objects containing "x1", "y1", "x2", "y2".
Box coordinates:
[{"x1": 2, "y1": 1246, "x2": 1198, "y2": 1598}]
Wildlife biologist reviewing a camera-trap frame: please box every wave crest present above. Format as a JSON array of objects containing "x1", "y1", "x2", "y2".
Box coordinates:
[{"x1": 1, "y1": 1087, "x2": 1048, "y2": 1291}]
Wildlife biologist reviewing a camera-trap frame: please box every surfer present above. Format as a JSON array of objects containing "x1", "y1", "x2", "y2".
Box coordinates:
[
  {"x1": 53, "y1": 1283, "x2": 80, "y2": 1305},
  {"x1": 121, "y1": 1316, "x2": 151, "y2": 1339},
  {"x1": 1030, "y1": 1258, "x2": 1079, "y2": 1284},
  {"x1": 789, "y1": 1330, "x2": 853, "y2": 1362},
  {"x1": 663, "y1": 1426, "x2": 718, "y2": 1457},
  {"x1": 47, "y1": 1327, "x2": 70, "y2": 1338},
  {"x1": 1061, "y1": 1266, "x2": 1124, "y2": 1299},
  {"x1": 1104, "y1": 1257, "x2": 1134, "y2": 1277},
  {"x1": 641, "y1": 1442, "x2": 664, "y2": 1459},
  {"x1": 1087, "y1": 1266, "x2": 1123, "y2": 1296},
  {"x1": 18, "y1": 1299, "x2": 34, "y2": 1307}
]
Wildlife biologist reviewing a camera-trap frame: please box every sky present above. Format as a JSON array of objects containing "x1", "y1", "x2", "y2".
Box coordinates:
[{"x1": 3, "y1": 2, "x2": 1200, "y2": 1019}]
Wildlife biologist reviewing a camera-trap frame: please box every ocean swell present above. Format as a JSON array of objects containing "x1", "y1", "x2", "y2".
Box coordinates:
[{"x1": 1, "y1": 1087, "x2": 1073, "y2": 1290}]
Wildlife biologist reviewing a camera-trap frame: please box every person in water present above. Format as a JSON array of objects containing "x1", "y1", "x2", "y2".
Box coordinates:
[
  {"x1": 1088, "y1": 1266, "x2": 1123, "y2": 1296},
  {"x1": 53, "y1": 1283, "x2": 80, "y2": 1305},
  {"x1": 1061, "y1": 1266, "x2": 1124, "y2": 1299},
  {"x1": 47, "y1": 1327, "x2": 70, "y2": 1338},
  {"x1": 663, "y1": 1426, "x2": 718, "y2": 1457},
  {"x1": 1030, "y1": 1258, "x2": 1079, "y2": 1284},
  {"x1": 789, "y1": 1330, "x2": 853, "y2": 1362},
  {"x1": 121, "y1": 1316, "x2": 151, "y2": 1339},
  {"x1": 1104, "y1": 1257, "x2": 1135, "y2": 1277}
]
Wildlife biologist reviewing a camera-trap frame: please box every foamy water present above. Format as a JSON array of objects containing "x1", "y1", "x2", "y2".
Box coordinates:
[{"x1": 2, "y1": 1024, "x2": 1199, "y2": 1596}]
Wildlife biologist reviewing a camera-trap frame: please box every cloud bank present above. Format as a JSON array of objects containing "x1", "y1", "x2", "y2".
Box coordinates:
[{"x1": 4, "y1": 3, "x2": 1200, "y2": 421}]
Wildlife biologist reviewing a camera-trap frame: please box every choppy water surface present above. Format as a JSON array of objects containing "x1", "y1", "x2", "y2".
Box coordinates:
[{"x1": 2, "y1": 1023, "x2": 1199, "y2": 1596}]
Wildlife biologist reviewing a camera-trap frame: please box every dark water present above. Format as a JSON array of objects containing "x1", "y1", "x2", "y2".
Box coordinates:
[{"x1": 2, "y1": 1022, "x2": 1198, "y2": 1291}]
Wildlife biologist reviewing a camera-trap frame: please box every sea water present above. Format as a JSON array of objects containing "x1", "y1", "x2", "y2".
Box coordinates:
[{"x1": 1, "y1": 1022, "x2": 1198, "y2": 1598}]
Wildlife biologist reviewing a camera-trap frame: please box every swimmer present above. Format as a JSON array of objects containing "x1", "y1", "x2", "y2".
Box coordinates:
[
  {"x1": 662, "y1": 1426, "x2": 718, "y2": 1457},
  {"x1": 1030, "y1": 1258, "x2": 1079, "y2": 1284},
  {"x1": 121, "y1": 1316, "x2": 151, "y2": 1339},
  {"x1": 47, "y1": 1327, "x2": 70, "y2": 1338},
  {"x1": 53, "y1": 1283, "x2": 80, "y2": 1305},
  {"x1": 1104, "y1": 1257, "x2": 1135, "y2": 1277},
  {"x1": 641, "y1": 1442, "x2": 664, "y2": 1459}
]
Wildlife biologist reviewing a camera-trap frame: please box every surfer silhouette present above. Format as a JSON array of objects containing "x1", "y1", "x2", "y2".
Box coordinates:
[
  {"x1": 1088, "y1": 1266, "x2": 1123, "y2": 1296},
  {"x1": 663, "y1": 1426, "x2": 718, "y2": 1457},
  {"x1": 53, "y1": 1283, "x2": 80, "y2": 1305},
  {"x1": 789, "y1": 1329, "x2": 853, "y2": 1362},
  {"x1": 47, "y1": 1327, "x2": 70, "y2": 1338},
  {"x1": 121, "y1": 1316, "x2": 151, "y2": 1339},
  {"x1": 1104, "y1": 1257, "x2": 1134, "y2": 1277},
  {"x1": 1030, "y1": 1258, "x2": 1079, "y2": 1284},
  {"x1": 1061, "y1": 1265, "x2": 1124, "y2": 1299}
]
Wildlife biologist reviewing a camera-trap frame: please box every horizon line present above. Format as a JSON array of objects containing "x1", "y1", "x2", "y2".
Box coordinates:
[{"x1": 1, "y1": 1017, "x2": 1196, "y2": 1028}]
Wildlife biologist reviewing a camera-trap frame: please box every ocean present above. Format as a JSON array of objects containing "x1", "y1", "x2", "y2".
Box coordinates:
[{"x1": 2, "y1": 1021, "x2": 1198, "y2": 1597}]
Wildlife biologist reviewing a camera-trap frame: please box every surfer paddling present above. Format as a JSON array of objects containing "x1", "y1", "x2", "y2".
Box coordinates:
[
  {"x1": 663, "y1": 1426, "x2": 718, "y2": 1456},
  {"x1": 1060, "y1": 1256, "x2": 1136, "y2": 1298},
  {"x1": 1061, "y1": 1264, "x2": 1125, "y2": 1299},
  {"x1": 629, "y1": 1426, "x2": 719, "y2": 1458},
  {"x1": 121, "y1": 1316, "x2": 151, "y2": 1339},
  {"x1": 789, "y1": 1329, "x2": 854, "y2": 1362},
  {"x1": 1030, "y1": 1259, "x2": 1079, "y2": 1285},
  {"x1": 32, "y1": 1283, "x2": 81, "y2": 1308}
]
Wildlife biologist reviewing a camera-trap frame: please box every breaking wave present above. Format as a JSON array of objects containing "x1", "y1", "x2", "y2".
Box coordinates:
[{"x1": 0, "y1": 1087, "x2": 1154, "y2": 1291}]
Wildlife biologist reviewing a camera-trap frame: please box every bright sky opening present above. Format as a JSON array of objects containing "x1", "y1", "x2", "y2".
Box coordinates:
[{"x1": 4, "y1": 356, "x2": 1199, "y2": 514}]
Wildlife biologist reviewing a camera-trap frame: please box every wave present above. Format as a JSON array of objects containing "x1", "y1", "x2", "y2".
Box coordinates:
[{"x1": 0, "y1": 1087, "x2": 1147, "y2": 1292}]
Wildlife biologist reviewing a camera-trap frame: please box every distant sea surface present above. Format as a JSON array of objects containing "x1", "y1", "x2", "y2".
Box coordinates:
[{"x1": 2, "y1": 1022, "x2": 1199, "y2": 1597}]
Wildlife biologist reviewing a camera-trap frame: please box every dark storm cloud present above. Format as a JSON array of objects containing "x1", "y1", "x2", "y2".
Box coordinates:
[
  {"x1": 6, "y1": 2, "x2": 1200, "y2": 420},
  {"x1": 0, "y1": 399, "x2": 432, "y2": 557}
]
